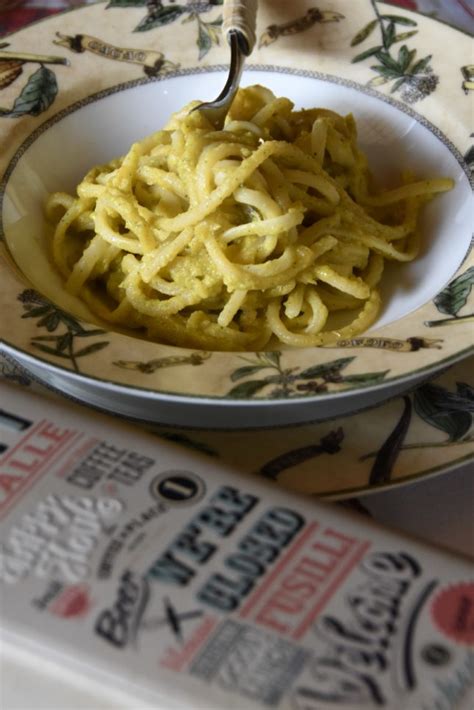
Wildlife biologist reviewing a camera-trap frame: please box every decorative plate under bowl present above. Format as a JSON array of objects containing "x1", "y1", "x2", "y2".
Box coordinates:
[{"x1": 0, "y1": 0, "x2": 472, "y2": 428}]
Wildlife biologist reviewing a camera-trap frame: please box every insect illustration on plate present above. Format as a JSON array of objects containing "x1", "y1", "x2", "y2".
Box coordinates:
[
  {"x1": 53, "y1": 33, "x2": 179, "y2": 78},
  {"x1": 114, "y1": 352, "x2": 212, "y2": 373},
  {"x1": 258, "y1": 7, "x2": 345, "y2": 48}
]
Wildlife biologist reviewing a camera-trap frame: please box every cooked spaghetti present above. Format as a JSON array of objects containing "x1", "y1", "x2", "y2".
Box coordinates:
[{"x1": 46, "y1": 85, "x2": 453, "y2": 351}]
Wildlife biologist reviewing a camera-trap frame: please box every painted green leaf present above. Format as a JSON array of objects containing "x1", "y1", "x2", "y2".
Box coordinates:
[
  {"x1": 369, "y1": 396, "x2": 412, "y2": 485},
  {"x1": 107, "y1": 0, "x2": 147, "y2": 7},
  {"x1": 43, "y1": 313, "x2": 60, "y2": 332},
  {"x1": 375, "y1": 51, "x2": 402, "y2": 71},
  {"x1": 299, "y1": 357, "x2": 354, "y2": 379},
  {"x1": 57, "y1": 332, "x2": 73, "y2": 353},
  {"x1": 398, "y1": 44, "x2": 412, "y2": 71},
  {"x1": 77, "y1": 328, "x2": 107, "y2": 337},
  {"x1": 58, "y1": 313, "x2": 86, "y2": 332},
  {"x1": 230, "y1": 364, "x2": 268, "y2": 382},
  {"x1": 134, "y1": 6, "x2": 186, "y2": 32},
  {"x1": 411, "y1": 55, "x2": 432, "y2": 74},
  {"x1": 21, "y1": 305, "x2": 51, "y2": 318},
  {"x1": 33, "y1": 312, "x2": 55, "y2": 330},
  {"x1": 394, "y1": 30, "x2": 418, "y2": 43},
  {"x1": 263, "y1": 351, "x2": 281, "y2": 367},
  {"x1": 368, "y1": 76, "x2": 390, "y2": 87},
  {"x1": 75, "y1": 341, "x2": 109, "y2": 357},
  {"x1": 456, "y1": 381, "x2": 474, "y2": 403},
  {"x1": 342, "y1": 371, "x2": 389, "y2": 386},
  {"x1": 371, "y1": 65, "x2": 402, "y2": 79},
  {"x1": 32, "y1": 343, "x2": 68, "y2": 358},
  {"x1": 10, "y1": 66, "x2": 58, "y2": 118},
  {"x1": 380, "y1": 14, "x2": 417, "y2": 26},
  {"x1": 414, "y1": 383, "x2": 472, "y2": 441},
  {"x1": 29, "y1": 335, "x2": 60, "y2": 342},
  {"x1": 352, "y1": 45, "x2": 383, "y2": 63},
  {"x1": 197, "y1": 21, "x2": 212, "y2": 59},
  {"x1": 391, "y1": 76, "x2": 407, "y2": 93},
  {"x1": 434, "y1": 267, "x2": 474, "y2": 316},
  {"x1": 384, "y1": 21, "x2": 396, "y2": 48},
  {"x1": 228, "y1": 379, "x2": 270, "y2": 398},
  {"x1": 418, "y1": 383, "x2": 474, "y2": 413},
  {"x1": 351, "y1": 20, "x2": 378, "y2": 46}
]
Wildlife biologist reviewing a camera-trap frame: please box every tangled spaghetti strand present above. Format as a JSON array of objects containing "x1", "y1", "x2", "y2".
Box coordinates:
[{"x1": 46, "y1": 85, "x2": 453, "y2": 351}]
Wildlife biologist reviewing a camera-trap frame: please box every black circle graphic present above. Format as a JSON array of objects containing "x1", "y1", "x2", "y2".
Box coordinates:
[
  {"x1": 150, "y1": 470, "x2": 206, "y2": 506},
  {"x1": 421, "y1": 643, "x2": 451, "y2": 666}
]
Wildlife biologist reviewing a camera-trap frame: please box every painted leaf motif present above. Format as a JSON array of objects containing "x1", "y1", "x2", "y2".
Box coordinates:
[
  {"x1": 380, "y1": 14, "x2": 417, "y2": 26},
  {"x1": 230, "y1": 365, "x2": 268, "y2": 382},
  {"x1": 352, "y1": 45, "x2": 383, "y2": 63},
  {"x1": 76, "y1": 328, "x2": 106, "y2": 337},
  {"x1": 57, "y1": 332, "x2": 73, "y2": 353},
  {"x1": 384, "y1": 21, "x2": 396, "y2": 48},
  {"x1": 134, "y1": 6, "x2": 186, "y2": 32},
  {"x1": 351, "y1": 20, "x2": 378, "y2": 46},
  {"x1": 10, "y1": 66, "x2": 57, "y2": 118},
  {"x1": 375, "y1": 51, "x2": 403, "y2": 71},
  {"x1": 197, "y1": 23, "x2": 212, "y2": 59},
  {"x1": 106, "y1": 0, "x2": 147, "y2": 7},
  {"x1": 393, "y1": 30, "x2": 418, "y2": 43},
  {"x1": 42, "y1": 313, "x2": 60, "y2": 332},
  {"x1": 398, "y1": 45, "x2": 414, "y2": 71},
  {"x1": 371, "y1": 65, "x2": 401, "y2": 79},
  {"x1": 368, "y1": 76, "x2": 390, "y2": 87},
  {"x1": 342, "y1": 371, "x2": 389, "y2": 386},
  {"x1": 414, "y1": 383, "x2": 472, "y2": 441},
  {"x1": 456, "y1": 382, "x2": 474, "y2": 404},
  {"x1": 299, "y1": 357, "x2": 355, "y2": 379},
  {"x1": 75, "y1": 342, "x2": 109, "y2": 357},
  {"x1": 434, "y1": 267, "x2": 474, "y2": 316},
  {"x1": 32, "y1": 343, "x2": 69, "y2": 358},
  {"x1": 30, "y1": 335, "x2": 61, "y2": 342},
  {"x1": 369, "y1": 397, "x2": 412, "y2": 485},
  {"x1": 228, "y1": 379, "x2": 271, "y2": 398},
  {"x1": 263, "y1": 351, "x2": 281, "y2": 367},
  {"x1": 391, "y1": 76, "x2": 407, "y2": 93},
  {"x1": 411, "y1": 55, "x2": 432, "y2": 74},
  {"x1": 21, "y1": 305, "x2": 50, "y2": 318}
]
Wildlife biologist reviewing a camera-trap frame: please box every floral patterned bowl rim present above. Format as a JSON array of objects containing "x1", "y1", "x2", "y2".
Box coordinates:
[{"x1": 0, "y1": 0, "x2": 472, "y2": 416}]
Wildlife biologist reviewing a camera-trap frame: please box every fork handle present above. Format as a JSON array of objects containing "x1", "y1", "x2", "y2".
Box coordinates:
[{"x1": 223, "y1": 0, "x2": 258, "y2": 56}]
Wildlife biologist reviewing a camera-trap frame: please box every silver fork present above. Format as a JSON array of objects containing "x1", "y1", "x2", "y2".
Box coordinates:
[{"x1": 193, "y1": 0, "x2": 258, "y2": 129}]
